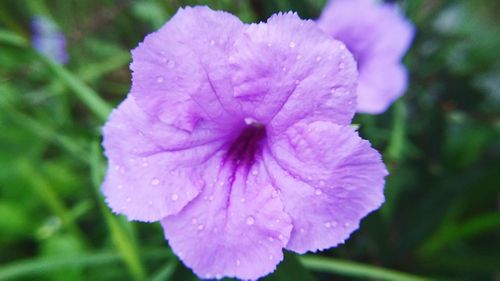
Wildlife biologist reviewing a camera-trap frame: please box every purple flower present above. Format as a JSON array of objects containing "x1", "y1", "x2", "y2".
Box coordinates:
[
  {"x1": 318, "y1": 0, "x2": 415, "y2": 114},
  {"x1": 32, "y1": 16, "x2": 68, "y2": 64},
  {"x1": 102, "y1": 6, "x2": 387, "y2": 280}
]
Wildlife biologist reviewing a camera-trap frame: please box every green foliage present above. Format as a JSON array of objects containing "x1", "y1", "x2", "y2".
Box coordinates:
[{"x1": 0, "y1": 0, "x2": 498, "y2": 280}]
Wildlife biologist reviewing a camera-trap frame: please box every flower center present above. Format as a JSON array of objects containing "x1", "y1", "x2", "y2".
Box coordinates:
[{"x1": 224, "y1": 119, "x2": 266, "y2": 169}]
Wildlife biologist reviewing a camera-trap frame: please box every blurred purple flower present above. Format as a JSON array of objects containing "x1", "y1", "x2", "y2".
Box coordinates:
[
  {"x1": 102, "y1": 6, "x2": 387, "y2": 280},
  {"x1": 318, "y1": 0, "x2": 415, "y2": 114},
  {"x1": 32, "y1": 16, "x2": 68, "y2": 64}
]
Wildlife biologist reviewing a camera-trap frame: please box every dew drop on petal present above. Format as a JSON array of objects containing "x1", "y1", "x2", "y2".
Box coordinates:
[
  {"x1": 167, "y1": 60, "x2": 175, "y2": 69},
  {"x1": 246, "y1": 216, "x2": 255, "y2": 225},
  {"x1": 325, "y1": 222, "x2": 331, "y2": 228},
  {"x1": 171, "y1": 193, "x2": 179, "y2": 201},
  {"x1": 332, "y1": 220, "x2": 338, "y2": 227},
  {"x1": 156, "y1": 76, "x2": 164, "y2": 83},
  {"x1": 315, "y1": 189, "x2": 322, "y2": 195},
  {"x1": 344, "y1": 222, "x2": 350, "y2": 227},
  {"x1": 151, "y1": 178, "x2": 160, "y2": 186},
  {"x1": 117, "y1": 185, "x2": 123, "y2": 189},
  {"x1": 296, "y1": 54, "x2": 302, "y2": 60},
  {"x1": 278, "y1": 234, "x2": 284, "y2": 240},
  {"x1": 339, "y1": 62, "x2": 345, "y2": 69},
  {"x1": 289, "y1": 41, "x2": 296, "y2": 48},
  {"x1": 251, "y1": 169, "x2": 258, "y2": 176},
  {"x1": 319, "y1": 180, "x2": 325, "y2": 187},
  {"x1": 126, "y1": 197, "x2": 131, "y2": 202},
  {"x1": 210, "y1": 40, "x2": 215, "y2": 45},
  {"x1": 236, "y1": 259, "x2": 241, "y2": 266},
  {"x1": 316, "y1": 56, "x2": 322, "y2": 61},
  {"x1": 191, "y1": 218, "x2": 197, "y2": 224},
  {"x1": 197, "y1": 224, "x2": 204, "y2": 231}
]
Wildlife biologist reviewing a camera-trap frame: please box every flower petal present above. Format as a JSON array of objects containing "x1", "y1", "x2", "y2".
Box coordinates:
[
  {"x1": 318, "y1": 0, "x2": 414, "y2": 62},
  {"x1": 357, "y1": 61, "x2": 408, "y2": 114},
  {"x1": 161, "y1": 153, "x2": 292, "y2": 280},
  {"x1": 102, "y1": 97, "x2": 226, "y2": 222},
  {"x1": 229, "y1": 12, "x2": 357, "y2": 132},
  {"x1": 264, "y1": 120, "x2": 387, "y2": 253},
  {"x1": 130, "y1": 6, "x2": 246, "y2": 131}
]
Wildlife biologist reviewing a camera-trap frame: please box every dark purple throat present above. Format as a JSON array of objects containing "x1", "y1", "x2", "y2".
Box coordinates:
[{"x1": 224, "y1": 123, "x2": 267, "y2": 170}]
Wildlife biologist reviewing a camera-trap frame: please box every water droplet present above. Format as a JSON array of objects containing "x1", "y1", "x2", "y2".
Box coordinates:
[
  {"x1": 307, "y1": 176, "x2": 313, "y2": 180},
  {"x1": 236, "y1": 259, "x2": 241, "y2": 266},
  {"x1": 268, "y1": 237, "x2": 274, "y2": 242},
  {"x1": 319, "y1": 180, "x2": 325, "y2": 187},
  {"x1": 278, "y1": 234, "x2": 284, "y2": 240},
  {"x1": 315, "y1": 189, "x2": 322, "y2": 195},
  {"x1": 331, "y1": 220, "x2": 338, "y2": 227},
  {"x1": 197, "y1": 224, "x2": 204, "y2": 231},
  {"x1": 156, "y1": 76, "x2": 164, "y2": 83},
  {"x1": 339, "y1": 62, "x2": 345, "y2": 69},
  {"x1": 171, "y1": 193, "x2": 179, "y2": 201},
  {"x1": 339, "y1": 44, "x2": 346, "y2": 50},
  {"x1": 296, "y1": 54, "x2": 302, "y2": 60},
  {"x1": 246, "y1": 216, "x2": 255, "y2": 225},
  {"x1": 289, "y1": 41, "x2": 296, "y2": 48},
  {"x1": 126, "y1": 197, "x2": 131, "y2": 202},
  {"x1": 151, "y1": 178, "x2": 160, "y2": 186},
  {"x1": 191, "y1": 218, "x2": 197, "y2": 224},
  {"x1": 117, "y1": 185, "x2": 123, "y2": 189},
  {"x1": 282, "y1": 66, "x2": 287, "y2": 72},
  {"x1": 316, "y1": 56, "x2": 322, "y2": 61},
  {"x1": 269, "y1": 254, "x2": 274, "y2": 260},
  {"x1": 267, "y1": 43, "x2": 272, "y2": 47},
  {"x1": 208, "y1": 196, "x2": 214, "y2": 201},
  {"x1": 344, "y1": 222, "x2": 350, "y2": 227},
  {"x1": 300, "y1": 228, "x2": 305, "y2": 233},
  {"x1": 210, "y1": 40, "x2": 215, "y2": 45},
  {"x1": 325, "y1": 222, "x2": 331, "y2": 228},
  {"x1": 167, "y1": 60, "x2": 175, "y2": 68},
  {"x1": 148, "y1": 201, "x2": 153, "y2": 206},
  {"x1": 114, "y1": 165, "x2": 120, "y2": 171},
  {"x1": 251, "y1": 169, "x2": 258, "y2": 176},
  {"x1": 240, "y1": 198, "x2": 246, "y2": 203},
  {"x1": 294, "y1": 79, "x2": 300, "y2": 85}
]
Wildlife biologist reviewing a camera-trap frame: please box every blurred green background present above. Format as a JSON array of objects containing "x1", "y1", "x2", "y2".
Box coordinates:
[{"x1": 0, "y1": 0, "x2": 499, "y2": 280}]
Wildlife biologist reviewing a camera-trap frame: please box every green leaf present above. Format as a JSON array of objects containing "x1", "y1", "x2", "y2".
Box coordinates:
[
  {"x1": 300, "y1": 256, "x2": 435, "y2": 281},
  {"x1": 0, "y1": 250, "x2": 167, "y2": 280}
]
